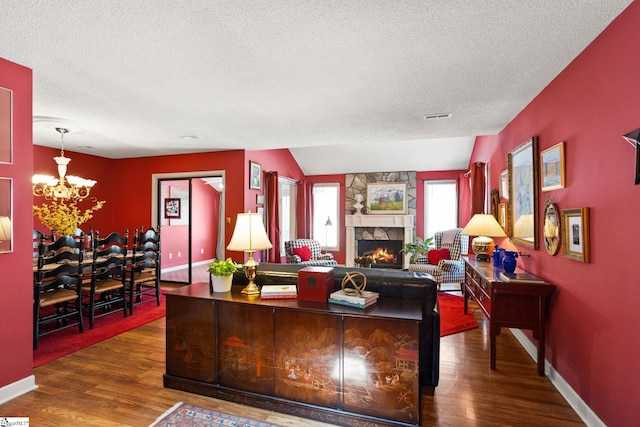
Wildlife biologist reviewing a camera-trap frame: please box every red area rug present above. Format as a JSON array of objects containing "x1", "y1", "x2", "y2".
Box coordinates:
[
  {"x1": 438, "y1": 293, "x2": 479, "y2": 337},
  {"x1": 33, "y1": 294, "x2": 165, "y2": 368},
  {"x1": 151, "y1": 402, "x2": 282, "y2": 427}
]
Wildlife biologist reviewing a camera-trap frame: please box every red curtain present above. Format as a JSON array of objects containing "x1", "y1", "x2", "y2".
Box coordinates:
[
  {"x1": 265, "y1": 171, "x2": 281, "y2": 263},
  {"x1": 470, "y1": 162, "x2": 486, "y2": 216},
  {"x1": 304, "y1": 181, "x2": 313, "y2": 239}
]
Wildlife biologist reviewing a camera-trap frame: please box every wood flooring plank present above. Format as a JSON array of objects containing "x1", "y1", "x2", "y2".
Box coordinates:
[{"x1": 0, "y1": 299, "x2": 584, "y2": 426}]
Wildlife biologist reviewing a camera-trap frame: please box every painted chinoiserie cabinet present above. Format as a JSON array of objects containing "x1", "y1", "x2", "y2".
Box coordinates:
[
  {"x1": 164, "y1": 282, "x2": 424, "y2": 427},
  {"x1": 462, "y1": 256, "x2": 555, "y2": 376}
]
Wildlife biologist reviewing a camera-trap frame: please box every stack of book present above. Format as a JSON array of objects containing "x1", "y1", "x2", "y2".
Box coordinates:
[
  {"x1": 328, "y1": 289, "x2": 379, "y2": 308},
  {"x1": 260, "y1": 285, "x2": 298, "y2": 299}
]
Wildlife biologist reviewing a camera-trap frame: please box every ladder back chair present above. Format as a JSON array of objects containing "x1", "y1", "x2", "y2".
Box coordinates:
[
  {"x1": 84, "y1": 230, "x2": 129, "y2": 329},
  {"x1": 33, "y1": 234, "x2": 85, "y2": 349},
  {"x1": 128, "y1": 226, "x2": 161, "y2": 314}
]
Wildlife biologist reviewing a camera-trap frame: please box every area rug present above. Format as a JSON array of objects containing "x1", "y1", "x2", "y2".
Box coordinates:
[
  {"x1": 33, "y1": 294, "x2": 166, "y2": 367},
  {"x1": 438, "y1": 293, "x2": 479, "y2": 337},
  {"x1": 150, "y1": 402, "x2": 283, "y2": 427}
]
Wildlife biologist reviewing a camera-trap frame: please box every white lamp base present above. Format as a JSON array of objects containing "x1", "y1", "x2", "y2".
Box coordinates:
[{"x1": 471, "y1": 236, "x2": 495, "y2": 262}]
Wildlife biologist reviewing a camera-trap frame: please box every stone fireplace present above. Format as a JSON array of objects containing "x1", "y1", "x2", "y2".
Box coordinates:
[{"x1": 345, "y1": 214, "x2": 414, "y2": 269}]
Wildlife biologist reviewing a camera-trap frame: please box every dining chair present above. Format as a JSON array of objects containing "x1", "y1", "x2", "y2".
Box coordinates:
[
  {"x1": 33, "y1": 234, "x2": 85, "y2": 349},
  {"x1": 128, "y1": 226, "x2": 161, "y2": 315},
  {"x1": 83, "y1": 230, "x2": 129, "y2": 329}
]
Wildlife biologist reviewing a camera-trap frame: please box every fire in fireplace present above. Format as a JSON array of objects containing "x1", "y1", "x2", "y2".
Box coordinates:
[{"x1": 357, "y1": 240, "x2": 403, "y2": 268}]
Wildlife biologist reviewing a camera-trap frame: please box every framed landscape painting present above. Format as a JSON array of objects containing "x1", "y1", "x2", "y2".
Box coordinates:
[
  {"x1": 541, "y1": 142, "x2": 565, "y2": 191},
  {"x1": 366, "y1": 182, "x2": 407, "y2": 214}
]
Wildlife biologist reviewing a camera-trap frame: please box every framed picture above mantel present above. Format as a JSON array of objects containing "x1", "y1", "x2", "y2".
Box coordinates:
[{"x1": 366, "y1": 182, "x2": 407, "y2": 215}]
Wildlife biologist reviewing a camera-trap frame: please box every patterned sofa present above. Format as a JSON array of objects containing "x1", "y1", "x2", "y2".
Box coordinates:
[{"x1": 284, "y1": 238, "x2": 337, "y2": 266}]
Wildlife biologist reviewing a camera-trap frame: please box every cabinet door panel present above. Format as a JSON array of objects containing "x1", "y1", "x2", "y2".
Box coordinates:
[
  {"x1": 217, "y1": 301, "x2": 275, "y2": 395},
  {"x1": 343, "y1": 317, "x2": 420, "y2": 424},
  {"x1": 166, "y1": 296, "x2": 216, "y2": 382},
  {"x1": 274, "y1": 309, "x2": 340, "y2": 408}
]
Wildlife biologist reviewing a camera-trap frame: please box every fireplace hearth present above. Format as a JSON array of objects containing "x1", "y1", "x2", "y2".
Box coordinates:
[{"x1": 358, "y1": 239, "x2": 403, "y2": 269}]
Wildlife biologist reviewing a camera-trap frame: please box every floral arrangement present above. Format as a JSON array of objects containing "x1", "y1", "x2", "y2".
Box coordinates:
[
  {"x1": 354, "y1": 255, "x2": 375, "y2": 267},
  {"x1": 33, "y1": 199, "x2": 105, "y2": 237}
]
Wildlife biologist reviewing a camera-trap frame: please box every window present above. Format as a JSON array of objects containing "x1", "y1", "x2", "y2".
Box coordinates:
[
  {"x1": 424, "y1": 180, "x2": 458, "y2": 238},
  {"x1": 279, "y1": 177, "x2": 297, "y2": 255},
  {"x1": 312, "y1": 183, "x2": 339, "y2": 250}
]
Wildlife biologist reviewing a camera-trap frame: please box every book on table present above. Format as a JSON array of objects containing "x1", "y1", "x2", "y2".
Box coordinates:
[
  {"x1": 260, "y1": 285, "x2": 298, "y2": 299},
  {"x1": 329, "y1": 289, "x2": 379, "y2": 308},
  {"x1": 499, "y1": 271, "x2": 545, "y2": 283},
  {"x1": 328, "y1": 296, "x2": 378, "y2": 309}
]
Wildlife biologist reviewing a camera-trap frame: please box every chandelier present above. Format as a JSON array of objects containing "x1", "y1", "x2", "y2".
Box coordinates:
[{"x1": 32, "y1": 127, "x2": 97, "y2": 201}]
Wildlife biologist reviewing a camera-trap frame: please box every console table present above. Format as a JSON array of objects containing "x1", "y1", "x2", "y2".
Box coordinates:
[
  {"x1": 462, "y1": 257, "x2": 555, "y2": 376},
  {"x1": 164, "y1": 282, "x2": 424, "y2": 427}
]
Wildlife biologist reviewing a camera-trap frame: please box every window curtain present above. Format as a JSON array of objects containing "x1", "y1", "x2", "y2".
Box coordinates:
[
  {"x1": 304, "y1": 181, "x2": 313, "y2": 238},
  {"x1": 265, "y1": 171, "x2": 281, "y2": 263},
  {"x1": 470, "y1": 162, "x2": 486, "y2": 215}
]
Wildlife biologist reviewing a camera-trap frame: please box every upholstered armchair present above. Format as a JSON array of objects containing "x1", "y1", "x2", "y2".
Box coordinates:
[
  {"x1": 408, "y1": 228, "x2": 469, "y2": 290},
  {"x1": 284, "y1": 239, "x2": 337, "y2": 266}
]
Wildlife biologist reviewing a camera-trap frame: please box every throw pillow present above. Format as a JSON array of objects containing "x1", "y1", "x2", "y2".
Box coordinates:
[
  {"x1": 293, "y1": 246, "x2": 312, "y2": 261},
  {"x1": 427, "y1": 248, "x2": 450, "y2": 265}
]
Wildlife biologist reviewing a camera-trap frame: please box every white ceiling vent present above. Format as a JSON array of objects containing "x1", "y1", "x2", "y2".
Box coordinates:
[{"x1": 423, "y1": 113, "x2": 452, "y2": 120}]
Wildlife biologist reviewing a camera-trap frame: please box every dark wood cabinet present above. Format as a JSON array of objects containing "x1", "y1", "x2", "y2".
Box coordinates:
[
  {"x1": 463, "y1": 257, "x2": 555, "y2": 376},
  {"x1": 164, "y1": 282, "x2": 423, "y2": 427}
]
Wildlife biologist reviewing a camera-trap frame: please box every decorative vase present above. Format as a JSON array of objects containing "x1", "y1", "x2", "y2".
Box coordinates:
[
  {"x1": 502, "y1": 251, "x2": 518, "y2": 273},
  {"x1": 210, "y1": 275, "x2": 233, "y2": 293},
  {"x1": 492, "y1": 245, "x2": 505, "y2": 267}
]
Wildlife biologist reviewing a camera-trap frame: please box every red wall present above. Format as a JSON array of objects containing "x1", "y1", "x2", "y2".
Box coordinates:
[
  {"x1": 0, "y1": 59, "x2": 33, "y2": 390},
  {"x1": 467, "y1": 2, "x2": 640, "y2": 424}
]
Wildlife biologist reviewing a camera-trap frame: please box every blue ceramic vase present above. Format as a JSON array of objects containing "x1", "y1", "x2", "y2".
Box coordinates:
[{"x1": 502, "y1": 251, "x2": 518, "y2": 273}]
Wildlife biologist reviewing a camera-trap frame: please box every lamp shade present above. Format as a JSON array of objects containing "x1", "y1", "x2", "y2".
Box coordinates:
[
  {"x1": 461, "y1": 214, "x2": 507, "y2": 238},
  {"x1": 227, "y1": 212, "x2": 273, "y2": 252},
  {"x1": 0, "y1": 216, "x2": 11, "y2": 241},
  {"x1": 513, "y1": 214, "x2": 535, "y2": 239}
]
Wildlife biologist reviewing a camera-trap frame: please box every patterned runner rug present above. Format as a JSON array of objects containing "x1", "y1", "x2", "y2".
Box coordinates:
[{"x1": 150, "y1": 402, "x2": 283, "y2": 427}]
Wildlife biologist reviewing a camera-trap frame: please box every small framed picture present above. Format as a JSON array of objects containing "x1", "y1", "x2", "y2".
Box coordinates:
[
  {"x1": 249, "y1": 161, "x2": 262, "y2": 190},
  {"x1": 164, "y1": 198, "x2": 181, "y2": 219},
  {"x1": 561, "y1": 207, "x2": 590, "y2": 263},
  {"x1": 256, "y1": 194, "x2": 264, "y2": 205},
  {"x1": 541, "y1": 142, "x2": 565, "y2": 192},
  {"x1": 499, "y1": 169, "x2": 508, "y2": 199},
  {"x1": 498, "y1": 201, "x2": 509, "y2": 233}
]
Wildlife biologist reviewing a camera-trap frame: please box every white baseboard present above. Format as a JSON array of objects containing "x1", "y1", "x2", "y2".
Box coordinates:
[
  {"x1": 510, "y1": 328, "x2": 605, "y2": 427},
  {"x1": 0, "y1": 375, "x2": 37, "y2": 405},
  {"x1": 161, "y1": 259, "x2": 214, "y2": 274}
]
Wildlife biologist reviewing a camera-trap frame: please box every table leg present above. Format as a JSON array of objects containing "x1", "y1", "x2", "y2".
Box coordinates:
[
  {"x1": 537, "y1": 298, "x2": 546, "y2": 376},
  {"x1": 490, "y1": 321, "x2": 497, "y2": 370}
]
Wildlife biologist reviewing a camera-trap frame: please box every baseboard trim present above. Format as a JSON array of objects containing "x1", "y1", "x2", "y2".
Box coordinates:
[
  {"x1": 0, "y1": 375, "x2": 37, "y2": 405},
  {"x1": 161, "y1": 259, "x2": 214, "y2": 274},
  {"x1": 509, "y1": 328, "x2": 605, "y2": 427}
]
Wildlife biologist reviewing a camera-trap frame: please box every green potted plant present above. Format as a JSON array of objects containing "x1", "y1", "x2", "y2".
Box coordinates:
[
  {"x1": 208, "y1": 258, "x2": 242, "y2": 292},
  {"x1": 400, "y1": 236, "x2": 434, "y2": 264}
]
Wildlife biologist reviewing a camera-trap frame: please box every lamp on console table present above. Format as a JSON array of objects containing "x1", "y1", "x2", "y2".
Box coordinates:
[
  {"x1": 461, "y1": 213, "x2": 507, "y2": 262},
  {"x1": 227, "y1": 212, "x2": 273, "y2": 295}
]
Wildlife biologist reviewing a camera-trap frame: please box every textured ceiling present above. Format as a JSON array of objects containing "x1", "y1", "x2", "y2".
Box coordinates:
[{"x1": 1, "y1": 0, "x2": 633, "y2": 175}]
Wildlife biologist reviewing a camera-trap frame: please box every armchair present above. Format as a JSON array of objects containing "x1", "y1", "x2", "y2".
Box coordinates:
[
  {"x1": 408, "y1": 228, "x2": 468, "y2": 290},
  {"x1": 284, "y1": 239, "x2": 337, "y2": 266}
]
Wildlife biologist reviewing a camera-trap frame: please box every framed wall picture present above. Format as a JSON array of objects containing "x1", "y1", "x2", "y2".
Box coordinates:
[
  {"x1": 0, "y1": 177, "x2": 12, "y2": 253},
  {"x1": 164, "y1": 198, "x2": 181, "y2": 219},
  {"x1": 256, "y1": 194, "x2": 264, "y2": 205},
  {"x1": 499, "y1": 169, "x2": 508, "y2": 199},
  {"x1": 249, "y1": 161, "x2": 262, "y2": 190},
  {"x1": 0, "y1": 87, "x2": 11, "y2": 164},
  {"x1": 508, "y1": 136, "x2": 539, "y2": 249},
  {"x1": 541, "y1": 142, "x2": 565, "y2": 191},
  {"x1": 498, "y1": 201, "x2": 509, "y2": 234},
  {"x1": 366, "y1": 182, "x2": 407, "y2": 214},
  {"x1": 561, "y1": 207, "x2": 590, "y2": 262}
]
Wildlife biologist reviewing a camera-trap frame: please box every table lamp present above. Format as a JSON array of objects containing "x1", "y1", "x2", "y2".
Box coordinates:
[
  {"x1": 461, "y1": 214, "x2": 507, "y2": 261},
  {"x1": 227, "y1": 212, "x2": 273, "y2": 295},
  {"x1": 0, "y1": 216, "x2": 11, "y2": 252}
]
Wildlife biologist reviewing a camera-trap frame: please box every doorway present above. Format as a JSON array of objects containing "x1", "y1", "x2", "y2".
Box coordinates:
[{"x1": 152, "y1": 171, "x2": 225, "y2": 284}]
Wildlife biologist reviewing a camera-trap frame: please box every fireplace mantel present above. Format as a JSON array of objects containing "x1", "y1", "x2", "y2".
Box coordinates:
[{"x1": 345, "y1": 214, "x2": 414, "y2": 269}]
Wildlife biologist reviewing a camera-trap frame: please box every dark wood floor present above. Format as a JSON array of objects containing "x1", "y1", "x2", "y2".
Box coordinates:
[{"x1": 0, "y1": 296, "x2": 584, "y2": 426}]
